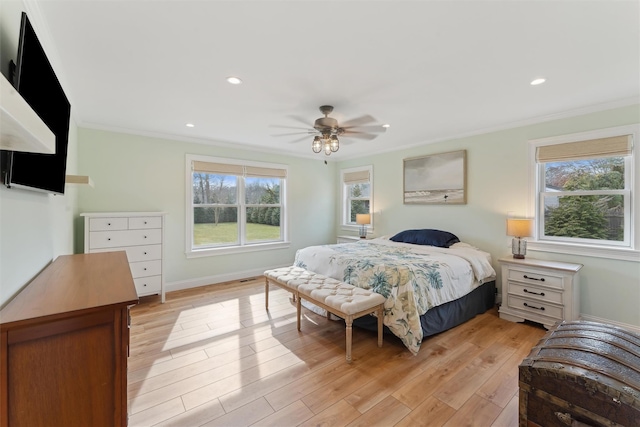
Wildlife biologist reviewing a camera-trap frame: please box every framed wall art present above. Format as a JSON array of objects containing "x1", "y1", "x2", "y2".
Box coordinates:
[{"x1": 403, "y1": 150, "x2": 467, "y2": 204}]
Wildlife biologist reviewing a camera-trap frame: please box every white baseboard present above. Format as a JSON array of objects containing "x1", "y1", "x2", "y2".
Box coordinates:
[
  {"x1": 165, "y1": 263, "x2": 291, "y2": 293},
  {"x1": 579, "y1": 314, "x2": 640, "y2": 334}
]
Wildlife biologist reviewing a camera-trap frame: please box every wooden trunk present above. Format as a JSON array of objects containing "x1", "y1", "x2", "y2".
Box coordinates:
[{"x1": 519, "y1": 320, "x2": 640, "y2": 427}]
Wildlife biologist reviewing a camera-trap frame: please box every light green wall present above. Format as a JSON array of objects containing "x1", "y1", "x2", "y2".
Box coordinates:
[
  {"x1": 76, "y1": 129, "x2": 336, "y2": 288},
  {"x1": 337, "y1": 104, "x2": 640, "y2": 328},
  {"x1": 0, "y1": 0, "x2": 79, "y2": 307}
]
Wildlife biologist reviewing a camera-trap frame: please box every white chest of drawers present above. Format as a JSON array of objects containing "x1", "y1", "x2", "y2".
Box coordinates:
[
  {"x1": 498, "y1": 257, "x2": 582, "y2": 329},
  {"x1": 82, "y1": 212, "x2": 167, "y2": 302}
]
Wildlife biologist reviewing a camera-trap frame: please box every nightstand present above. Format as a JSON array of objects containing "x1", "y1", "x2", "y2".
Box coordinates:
[
  {"x1": 498, "y1": 257, "x2": 582, "y2": 329},
  {"x1": 337, "y1": 235, "x2": 364, "y2": 243}
]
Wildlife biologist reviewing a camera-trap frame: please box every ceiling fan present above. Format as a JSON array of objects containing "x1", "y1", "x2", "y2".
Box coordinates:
[{"x1": 271, "y1": 105, "x2": 386, "y2": 155}]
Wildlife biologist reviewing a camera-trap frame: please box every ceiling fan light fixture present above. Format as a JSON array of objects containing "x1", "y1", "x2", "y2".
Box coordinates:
[
  {"x1": 324, "y1": 140, "x2": 332, "y2": 156},
  {"x1": 303, "y1": 105, "x2": 380, "y2": 156},
  {"x1": 312, "y1": 135, "x2": 322, "y2": 153},
  {"x1": 330, "y1": 135, "x2": 339, "y2": 152}
]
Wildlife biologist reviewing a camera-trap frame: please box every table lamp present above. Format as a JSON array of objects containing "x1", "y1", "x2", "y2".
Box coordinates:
[
  {"x1": 356, "y1": 214, "x2": 370, "y2": 239},
  {"x1": 507, "y1": 218, "x2": 533, "y2": 259}
]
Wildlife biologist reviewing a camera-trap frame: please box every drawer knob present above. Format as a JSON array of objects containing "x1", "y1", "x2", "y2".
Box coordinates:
[
  {"x1": 143, "y1": 284, "x2": 147, "y2": 287},
  {"x1": 523, "y1": 289, "x2": 545, "y2": 296},
  {"x1": 524, "y1": 302, "x2": 545, "y2": 311},
  {"x1": 144, "y1": 268, "x2": 147, "y2": 271},
  {"x1": 144, "y1": 221, "x2": 147, "y2": 224},
  {"x1": 107, "y1": 238, "x2": 111, "y2": 241},
  {"x1": 107, "y1": 223, "x2": 111, "y2": 226},
  {"x1": 144, "y1": 252, "x2": 147, "y2": 255},
  {"x1": 523, "y1": 275, "x2": 545, "y2": 282},
  {"x1": 144, "y1": 236, "x2": 147, "y2": 239}
]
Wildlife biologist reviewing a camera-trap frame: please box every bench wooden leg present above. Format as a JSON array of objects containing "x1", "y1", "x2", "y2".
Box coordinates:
[
  {"x1": 265, "y1": 278, "x2": 269, "y2": 310},
  {"x1": 345, "y1": 315, "x2": 353, "y2": 364},
  {"x1": 377, "y1": 306, "x2": 383, "y2": 348},
  {"x1": 296, "y1": 293, "x2": 301, "y2": 331}
]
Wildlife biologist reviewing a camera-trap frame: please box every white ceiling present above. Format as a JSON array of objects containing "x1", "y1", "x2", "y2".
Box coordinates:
[{"x1": 33, "y1": 0, "x2": 640, "y2": 160}]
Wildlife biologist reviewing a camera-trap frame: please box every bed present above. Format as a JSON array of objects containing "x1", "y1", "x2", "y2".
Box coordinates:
[{"x1": 293, "y1": 229, "x2": 496, "y2": 355}]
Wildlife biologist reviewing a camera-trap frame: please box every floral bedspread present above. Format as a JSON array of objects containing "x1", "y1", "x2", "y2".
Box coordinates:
[{"x1": 294, "y1": 239, "x2": 495, "y2": 354}]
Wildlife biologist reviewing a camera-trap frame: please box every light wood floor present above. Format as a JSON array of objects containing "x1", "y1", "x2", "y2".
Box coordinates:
[{"x1": 127, "y1": 277, "x2": 547, "y2": 427}]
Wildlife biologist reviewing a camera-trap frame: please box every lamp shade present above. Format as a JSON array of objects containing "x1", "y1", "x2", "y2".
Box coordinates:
[
  {"x1": 356, "y1": 213, "x2": 371, "y2": 225},
  {"x1": 506, "y1": 218, "x2": 533, "y2": 238}
]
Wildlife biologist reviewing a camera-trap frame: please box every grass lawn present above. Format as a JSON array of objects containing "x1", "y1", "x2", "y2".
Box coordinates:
[{"x1": 194, "y1": 222, "x2": 280, "y2": 245}]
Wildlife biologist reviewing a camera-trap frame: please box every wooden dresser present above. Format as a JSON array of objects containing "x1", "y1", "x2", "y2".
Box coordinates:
[
  {"x1": 82, "y1": 211, "x2": 166, "y2": 302},
  {"x1": 0, "y1": 252, "x2": 138, "y2": 427}
]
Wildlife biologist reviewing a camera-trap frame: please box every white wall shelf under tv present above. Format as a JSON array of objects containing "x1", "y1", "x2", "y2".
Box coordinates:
[{"x1": 0, "y1": 73, "x2": 55, "y2": 154}]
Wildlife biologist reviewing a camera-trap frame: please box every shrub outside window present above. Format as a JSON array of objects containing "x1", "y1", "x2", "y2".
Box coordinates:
[
  {"x1": 342, "y1": 166, "x2": 372, "y2": 228},
  {"x1": 531, "y1": 125, "x2": 636, "y2": 255},
  {"x1": 541, "y1": 158, "x2": 627, "y2": 244},
  {"x1": 187, "y1": 155, "x2": 288, "y2": 256}
]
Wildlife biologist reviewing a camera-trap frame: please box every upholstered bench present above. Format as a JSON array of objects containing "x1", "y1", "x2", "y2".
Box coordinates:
[
  {"x1": 263, "y1": 266, "x2": 322, "y2": 309},
  {"x1": 264, "y1": 266, "x2": 385, "y2": 363}
]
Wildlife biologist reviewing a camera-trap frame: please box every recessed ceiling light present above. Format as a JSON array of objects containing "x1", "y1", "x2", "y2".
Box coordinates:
[
  {"x1": 226, "y1": 76, "x2": 243, "y2": 85},
  {"x1": 531, "y1": 78, "x2": 546, "y2": 86},
  {"x1": 186, "y1": 123, "x2": 195, "y2": 128},
  {"x1": 382, "y1": 124, "x2": 390, "y2": 128}
]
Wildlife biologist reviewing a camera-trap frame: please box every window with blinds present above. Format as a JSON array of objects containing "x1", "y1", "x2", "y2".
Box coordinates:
[
  {"x1": 187, "y1": 155, "x2": 287, "y2": 253},
  {"x1": 531, "y1": 126, "x2": 636, "y2": 249},
  {"x1": 341, "y1": 165, "x2": 373, "y2": 228}
]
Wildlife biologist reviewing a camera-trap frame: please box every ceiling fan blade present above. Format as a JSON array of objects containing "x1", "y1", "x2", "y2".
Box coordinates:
[
  {"x1": 340, "y1": 132, "x2": 378, "y2": 140},
  {"x1": 271, "y1": 131, "x2": 315, "y2": 137},
  {"x1": 340, "y1": 114, "x2": 376, "y2": 127},
  {"x1": 269, "y1": 124, "x2": 312, "y2": 131},
  {"x1": 288, "y1": 135, "x2": 312, "y2": 144},
  {"x1": 287, "y1": 114, "x2": 313, "y2": 127},
  {"x1": 341, "y1": 125, "x2": 387, "y2": 133}
]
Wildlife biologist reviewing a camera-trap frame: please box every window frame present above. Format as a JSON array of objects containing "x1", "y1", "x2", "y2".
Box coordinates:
[
  {"x1": 185, "y1": 154, "x2": 289, "y2": 258},
  {"x1": 528, "y1": 124, "x2": 639, "y2": 261},
  {"x1": 341, "y1": 165, "x2": 373, "y2": 233}
]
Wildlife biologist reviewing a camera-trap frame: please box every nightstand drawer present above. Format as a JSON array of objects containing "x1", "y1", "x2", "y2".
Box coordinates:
[
  {"x1": 508, "y1": 282, "x2": 563, "y2": 304},
  {"x1": 507, "y1": 267, "x2": 563, "y2": 289},
  {"x1": 507, "y1": 294, "x2": 563, "y2": 320},
  {"x1": 337, "y1": 235, "x2": 361, "y2": 243}
]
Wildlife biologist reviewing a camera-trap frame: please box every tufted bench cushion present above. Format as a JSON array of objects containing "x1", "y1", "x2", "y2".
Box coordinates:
[
  {"x1": 264, "y1": 266, "x2": 333, "y2": 309},
  {"x1": 264, "y1": 266, "x2": 385, "y2": 363},
  {"x1": 296, "y1": 282, "x2": 386, "y2": 316}
]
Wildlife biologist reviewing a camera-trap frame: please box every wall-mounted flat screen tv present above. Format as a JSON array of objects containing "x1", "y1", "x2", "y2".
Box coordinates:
[{"x1": 1, "y1": 12, "x2": 71, "y2": 195}]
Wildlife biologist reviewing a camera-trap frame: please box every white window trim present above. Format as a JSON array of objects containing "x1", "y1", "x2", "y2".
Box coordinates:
[
  {"x1": 340, "y1": 165, "x2": 373, "y2": 234},
  {"x1": 528, "y1": 124, "x2": 639, "y2": 262},
  {"x1": 185, "y1": 154, "x2": 290, "y2": 258}
]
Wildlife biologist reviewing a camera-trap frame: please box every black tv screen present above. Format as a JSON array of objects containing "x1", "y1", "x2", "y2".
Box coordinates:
[{"x1": 2, "y1": 12, "x2": 70, "y2": 195}]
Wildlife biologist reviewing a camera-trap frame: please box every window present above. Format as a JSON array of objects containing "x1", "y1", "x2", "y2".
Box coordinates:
[
  {"x1": 530, "y1": 125, "x2": 637, "y2": 257},
  {"x1": 341, "y1": 166, "x2": 373, "y2": 228},
  {"x1": 186, "y1": 155, "x2": 288, "y2": 256}
]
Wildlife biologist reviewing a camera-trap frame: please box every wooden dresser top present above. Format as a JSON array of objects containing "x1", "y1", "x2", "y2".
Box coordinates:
[{"x1": 0, "y1": 251, "x2": 138, "y2": 329}]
